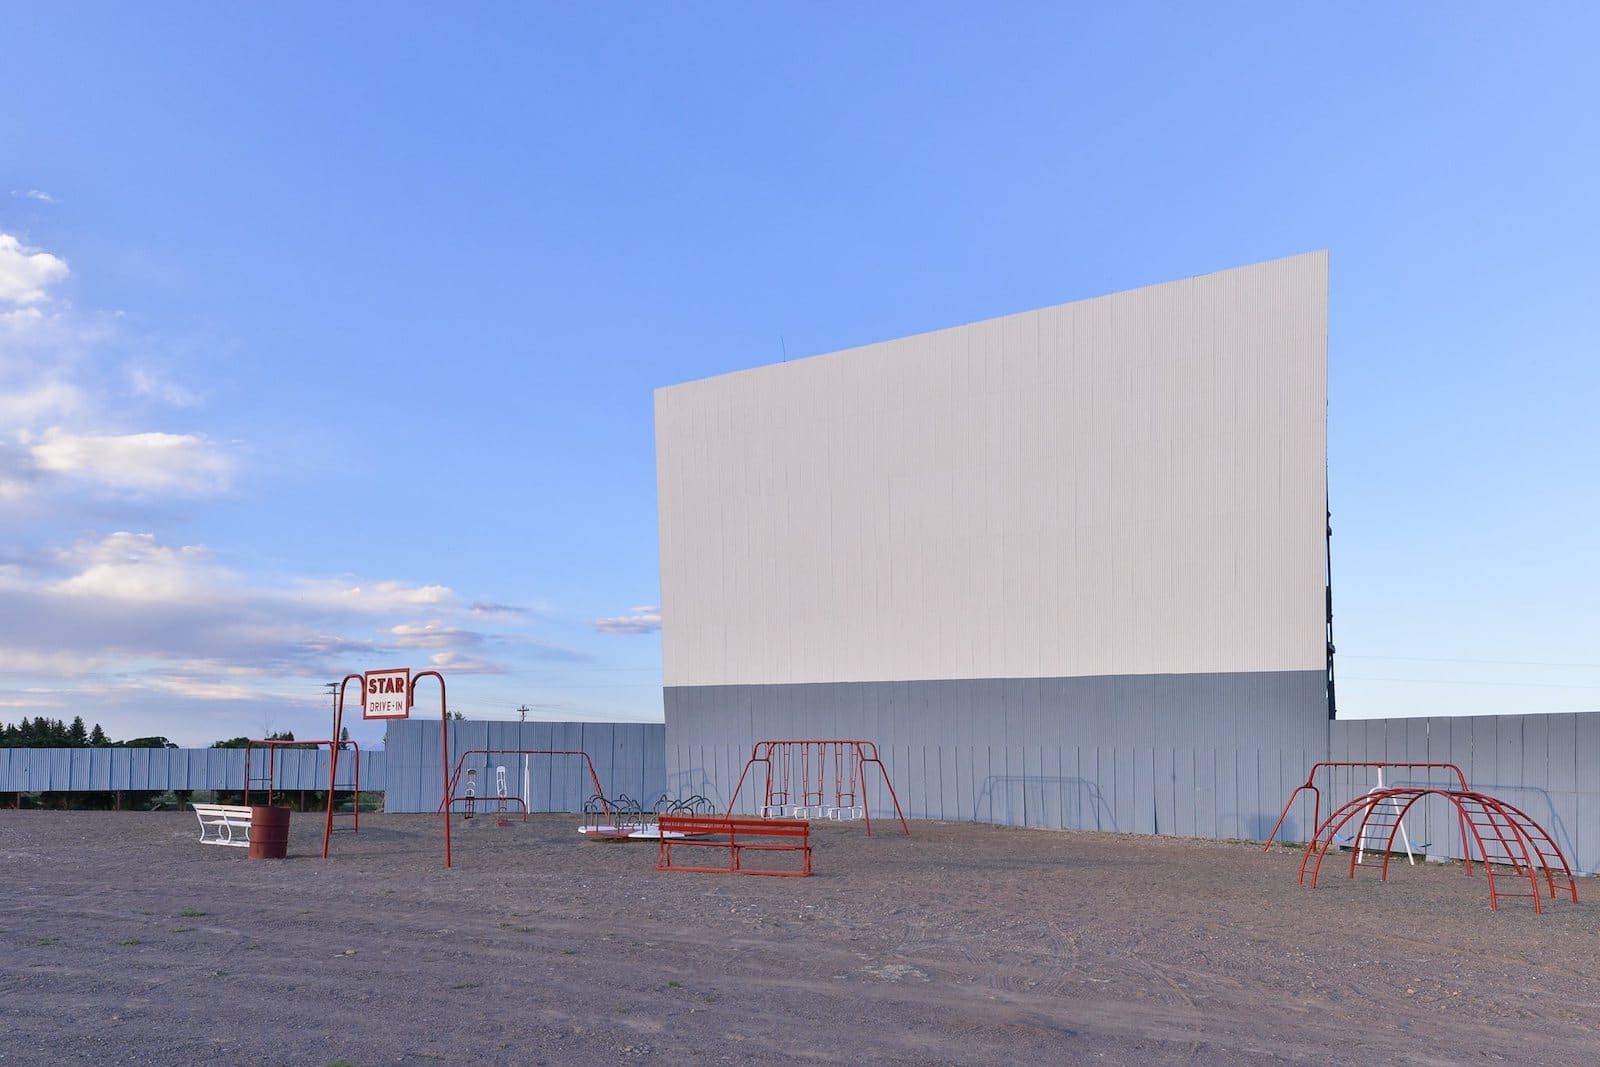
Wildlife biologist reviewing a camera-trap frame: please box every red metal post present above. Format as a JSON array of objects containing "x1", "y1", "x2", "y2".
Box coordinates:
[
  {"x1": 322, "y1": 674, "x2": 364, "y2": 859},
  {"x1": 405, "y1": 670, "x2": 450, "y2": 867}
]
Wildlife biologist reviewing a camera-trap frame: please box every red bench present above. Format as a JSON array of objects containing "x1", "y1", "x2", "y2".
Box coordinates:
[{"x1": 656, "y1": 815, "x2": 812, "y2": 877}]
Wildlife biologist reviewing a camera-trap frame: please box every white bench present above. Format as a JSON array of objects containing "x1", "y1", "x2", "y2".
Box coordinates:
[{"x1": 193, "y1": 803, "x2": 253, "y2": 847}]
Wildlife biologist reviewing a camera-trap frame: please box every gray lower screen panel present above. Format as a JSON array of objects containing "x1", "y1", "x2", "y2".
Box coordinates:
[{"x1": 665, "y1": 670, "x2": 1329, "y2": 841}]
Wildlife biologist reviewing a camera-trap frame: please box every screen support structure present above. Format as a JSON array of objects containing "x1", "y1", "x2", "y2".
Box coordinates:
[
  {"x1": 1325, "y1": 499, "x2": 1337, "y2": 721},
  {"x1": 327, "y1": 669, "x2": 453, "y2": 866}
]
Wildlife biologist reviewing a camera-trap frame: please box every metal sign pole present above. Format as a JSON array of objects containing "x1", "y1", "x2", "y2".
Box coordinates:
[{"x1": 410, "y1": 670, "x2": 451, "y2": 867}]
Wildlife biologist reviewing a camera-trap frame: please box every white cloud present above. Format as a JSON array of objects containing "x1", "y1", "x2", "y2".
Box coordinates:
[
  {"x1": 142, "y1": 672, "x2": 257, "y2": 702},
  {"x1": 24, "y1": 427, "x2": 233, "y2": 494},
  {"x1": 10, "y1": 190, "x2": 57, "y2": 204},
  {"x1": 0, "y1": 381, "x2": 86, "y2": 425},
  {"x1": 50, "y1": 531, "x2": 224, "y2": 603},
  {"x1": 2, "y1": 532, "x2": 502, "y2": 687},
  {"x1": 428, "y1": 651, "x2": 504, "y2": 674},
  {"x1": 0, "y1": 231, "x2": 219, "y2": 504},
  {"x1": 301, "y1": 579, "x2": 455, "y2": 614},
  {"x1": 591, "y1": 605, "x2": 661, "y2": 635},
  {"x1": 0, "y1": 647, "x2": 104, "y2": 678},
  {"x1": 469, "y1": 600, "x2": 524, "y2": 617},
  {"x1": 389, "y1": 620, "x2": 483, "y2": 650},
  {"x1": 0, "y1": 233, "x2": 69, "y2": 305},
  {"x1": 1, "y1": 306, "x2": 44, "y2": 327},
  {"x1": 128, "y1": 366, "x2": 203, "y2": 408},
  {"x1": 0, "y1": 688, "x2": 71, "y2": 710}
]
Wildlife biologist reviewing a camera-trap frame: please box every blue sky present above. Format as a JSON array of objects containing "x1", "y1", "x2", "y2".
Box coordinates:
[{"x1": 2, "y1": 5, "x2": 1596, "y2": 745}]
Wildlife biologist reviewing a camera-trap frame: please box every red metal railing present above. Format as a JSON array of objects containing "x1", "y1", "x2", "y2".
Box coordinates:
[
  {"x1": 1262, "y1": 761, "x2": 1470, "y2": 851},
  {"x1": 439, "y1": 749, "x2": 612, "y2": 822},
  {"x1": 444, "y1": 794, "x2": 529, "y2": 822},
  {"x1": 727, "y1": 740, "x2": 909, "y2": 836}
]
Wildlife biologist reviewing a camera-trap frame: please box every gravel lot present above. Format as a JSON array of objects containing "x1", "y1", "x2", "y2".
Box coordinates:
[{"x1": 1, "y1": 810, "x2": 1595, "y2": 1065}]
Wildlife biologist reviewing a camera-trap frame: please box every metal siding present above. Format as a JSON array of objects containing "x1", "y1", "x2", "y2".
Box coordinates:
[
  {"x1": 44, "y1": 749, "x2": 68, "y2": 789},
  {"x1": 1217, "y1": 747, "x2": 1241, "y2": 840},
  {"x1": 1570, "y1": 713, "x2": 1600, "y2": 875},
  {"x1": 643, "y1": 724, "x2": 667, "y2": 805},
  {"x1": 667, "y1": 667, "x2": 1324, "y2": 838},
  {"x1": 1577, "y1": 792, "x2": 1600, "y2": 877},
  {"x1": 1496, "y1": 716, "x2": 1523, "y2": 794},
  {"x1": 68, "y1": 748, "x2": 89, "y2": 790},
  {"x1": 1194, "y1": 748, "x2": 1218, "y2": 839},
  {"x1": 1402, "y1": 718, "x2": 1431, "y2": 844},
  {"x1": 375, "y1": 721, "x2": 666, "y2": 814},
  {"x1": 556, "y1": 722, "x2": 586, "y2": 810},
  {"x1": 1154, "y1": 746, "x2": 1176, "y2": 835}
]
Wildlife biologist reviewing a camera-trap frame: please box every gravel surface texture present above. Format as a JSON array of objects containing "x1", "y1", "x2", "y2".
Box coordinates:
[{"x1": 1, "y1": 810, "x2": 1596, "y2": 1065}]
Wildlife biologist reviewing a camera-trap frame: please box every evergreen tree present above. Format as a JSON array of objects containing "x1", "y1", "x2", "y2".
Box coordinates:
[
  {"x1": 89, "y1": 724, "x2": 108, "y2": 746},
  {"x1": 68, "y1": 715, "x2": 89, "y2": 746}
]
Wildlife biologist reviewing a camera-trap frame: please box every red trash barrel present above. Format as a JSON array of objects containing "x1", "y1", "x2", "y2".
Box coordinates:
[{"x1": 248, "y1": 805, "x2": 291, "y2": 859}]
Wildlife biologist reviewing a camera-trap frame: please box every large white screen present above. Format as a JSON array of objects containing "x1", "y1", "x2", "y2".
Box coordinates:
[{"x1": 657, "y1": 253, "x2": 1328, "y2": 687}]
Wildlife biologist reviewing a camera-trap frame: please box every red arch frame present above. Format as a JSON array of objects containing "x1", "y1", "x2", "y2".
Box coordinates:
[{"x1": 1298, "y1": 787, "x2": 1577, "y2": 912}]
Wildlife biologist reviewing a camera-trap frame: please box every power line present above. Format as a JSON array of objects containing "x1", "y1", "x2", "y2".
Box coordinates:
[
  {"x1": 1342, "y1": 655, "x2": 1600, "y2": 670},
  {"x1": 1341, "y1": 675, "x2": 1600, "y2": 690}
]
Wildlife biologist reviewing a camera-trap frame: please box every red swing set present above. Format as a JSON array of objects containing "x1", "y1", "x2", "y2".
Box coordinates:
[{"x1": 727, "y1": 739, "x2": 909, "y2": 836}]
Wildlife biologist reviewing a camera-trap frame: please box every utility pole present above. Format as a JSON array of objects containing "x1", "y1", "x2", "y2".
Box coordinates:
[
  {"x1": 517, "y1": 704, "x2": 529, "y2": 723},
  {"x1": 324, "y1": 681, "x2": 339, "y2": 739}
]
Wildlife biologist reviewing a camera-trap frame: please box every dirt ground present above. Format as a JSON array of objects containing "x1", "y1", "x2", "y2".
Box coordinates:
[{"x1": 1, "y1": 811, "x2": 1596, "y2": 1066}]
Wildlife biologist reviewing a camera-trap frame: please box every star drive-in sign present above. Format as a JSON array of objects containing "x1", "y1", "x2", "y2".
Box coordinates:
[{"x1": 363, "y1": 668, "x2": 412, "y2": 719}]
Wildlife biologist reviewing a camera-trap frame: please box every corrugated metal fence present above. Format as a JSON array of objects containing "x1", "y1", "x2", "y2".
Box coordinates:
[
  {"x1": 1329, "y1": 713, "x2": 1600, "y2": 876},
  {"x1": 380, "y1": 720, "x2": 667, "y2": 813},
  {"x1": 669, "y1": 713, "x2": 1599, "y2": 875},
  {"x1": 0, "y1": 745, "x2": 384, "y2": 793},
  {"x1": 5, "y1": 713, "x2": 1592, "y2": 874},
  {"x1": 669, "y1": 740, "x2": 1325, "y2": 843}
]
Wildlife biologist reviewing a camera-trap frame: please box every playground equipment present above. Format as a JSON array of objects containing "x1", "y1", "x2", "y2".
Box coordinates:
[
  {"x1": 579, "y1": 792, "x2": 718, "y2": 840},
  {"x1": 728, "y1": 740, "x2": 910, "y2": 835},
  {"x1": 439, "y1": 748, "x2": 613, "y2": 823},
  {"x1": 448, "y1": 766, "x2": 529, "y2": 823},
  {"x1": 657, "y1": 793, "x2": 717, "y2": 818},
  {"x1": 1299, "y1": 787, "x2": 1578, "y2": 912},
  {"x1": 657, "y1": 814, "x2": 813, "y2": 877},
  {"x1": 581, "y1": 792, "x2": 650, "y2": 839},
  {"x1": 1263, "y1": 761, "x2": 1469, "y2": 856},
  {"x1": 325, "y1": 669, "x2": 452, "y2": 865},
  {"x1": 243, "y1": 737, "x2": 361, "y2": 832},
  {"x1": 1267, "y1": 761, "x2": 1577, "y2": 912}
]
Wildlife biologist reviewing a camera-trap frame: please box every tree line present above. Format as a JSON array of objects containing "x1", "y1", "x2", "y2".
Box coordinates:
[
  {"x1": 0, "y1": 715, "x2": 174, "y2": 749},
  {"x1": 3, "y1": 720, "x2": 366, "y2": 811},
  {"x1": 0, "y1": 717, "x2": 344, "y2": 750}
]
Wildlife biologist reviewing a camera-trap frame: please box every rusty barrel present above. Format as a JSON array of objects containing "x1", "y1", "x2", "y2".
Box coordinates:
[{"x1": 248, "y1": 805, "x2": 291, "y2": 859}]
